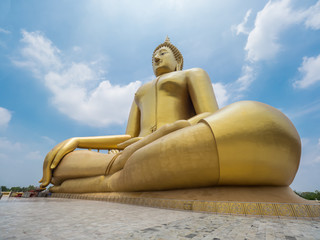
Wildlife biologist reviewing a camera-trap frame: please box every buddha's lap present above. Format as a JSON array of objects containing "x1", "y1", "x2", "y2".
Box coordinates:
[{"x1": 52, "y1": 101, "x2": 300, "y2": 189}]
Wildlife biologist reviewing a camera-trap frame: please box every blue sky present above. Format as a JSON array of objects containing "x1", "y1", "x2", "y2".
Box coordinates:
[{"x1": 0, "y1": 0, "x2": 319, "y2": 191}]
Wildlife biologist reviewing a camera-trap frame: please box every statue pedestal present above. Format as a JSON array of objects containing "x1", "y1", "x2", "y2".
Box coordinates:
[{"x1": 51, "y1": 186, "x2": 320, "y2": 219}]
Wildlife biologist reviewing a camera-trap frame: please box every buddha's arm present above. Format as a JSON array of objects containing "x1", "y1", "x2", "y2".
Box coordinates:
[
  {"x1": 51, "y1": 135, "x2": 132, "y2": 168},
  {"x1": 116, "y1": 100, "x2": 143, "y2": 148},
  {"x1": 125, "y1": 100, "x2": 140, "y2": 137},
  {"x1": 187, "y1": 68, "x2": 219, "y2": 124},
  {"x1": 39, "y1": 135, "x2": 131, "y2": 188},
  {"x1": 40, "y1": 100, "x2": 141, "y2": 189}
]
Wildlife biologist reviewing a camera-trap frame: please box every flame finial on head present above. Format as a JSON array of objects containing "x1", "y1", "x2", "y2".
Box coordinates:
[{"x1": 153, "y1": 36, "x2": 184, "y2": 70}]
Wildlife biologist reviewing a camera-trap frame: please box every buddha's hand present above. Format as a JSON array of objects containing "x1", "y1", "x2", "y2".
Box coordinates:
[
  {"x1": 109, "y1": 120, "x2": 191, "y2": 175},
  {"x1": 162, "y1": 119, "x2": 191, "y2": 133},
  {"x1": 39, "y1": 138, "x2": 80, "y2": 188},
  {"x1": 117, "y1": 137, "x2": 143, "y2": 149}
]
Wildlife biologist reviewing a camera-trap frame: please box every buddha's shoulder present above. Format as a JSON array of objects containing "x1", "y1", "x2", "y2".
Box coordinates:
[
  {"x1": 183, "y1": 68, "x2": 208, "y2": 76},
  {"x1": 135, "y1": 80, "x2": 153, "y2": 96}
]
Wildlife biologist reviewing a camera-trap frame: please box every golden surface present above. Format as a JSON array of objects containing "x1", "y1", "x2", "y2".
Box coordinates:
[
  {"x1": 50, "y1": 191, "x2": 320, "y2": 219},
  {"x1": 201, "y1": 101, "x2": 301, "y2": 186},
  {"x1": 40, "y1": 38, "x2": 301, "y2": 195}
]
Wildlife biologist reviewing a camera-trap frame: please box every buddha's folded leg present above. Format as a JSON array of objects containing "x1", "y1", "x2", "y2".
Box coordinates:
[
  {"x1": 108, "y1": 122, "x2": 220, "y2": 192},
  {"x1": 51, "y1": 150, "x2": 115, "y2": 186},
  {"x1": 50, "y1": 122, "x2": 220, "y2": 193}
]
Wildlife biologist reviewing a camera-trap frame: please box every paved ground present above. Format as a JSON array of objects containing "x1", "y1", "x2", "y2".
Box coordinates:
[{"x1": 0, "y1": 196, "x2": 319, "y2": 240}]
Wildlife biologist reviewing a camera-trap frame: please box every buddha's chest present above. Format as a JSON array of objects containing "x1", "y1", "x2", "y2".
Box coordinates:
[{"x1": 135, "y1": 74, "x2": 188, "y2": 106}]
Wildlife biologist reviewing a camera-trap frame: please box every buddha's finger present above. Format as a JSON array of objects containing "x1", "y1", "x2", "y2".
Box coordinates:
[
  {"x1": 39, "y1": 152, "x2": 52, "y2": 186},
  {"x1": 40, "y1": 152, "x2": 58, "y2": 187},
  {"x1": 44, "y1": 140, "x2": 68, "y2": 170},
  {"x1": 51, "y1": 139, "x2": 78, "y2": 169},
  {"x1": 39, "y1": 141, "x2": 66, "y2": 186},
  {"x1": 41, "y1": 149, "x2": 63, "y2": 186},
  {"x1": 40, "y1": 169, "x2": 52, "y2": 188}
]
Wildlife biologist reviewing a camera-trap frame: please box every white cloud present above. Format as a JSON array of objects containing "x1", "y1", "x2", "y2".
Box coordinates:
[
  {"x1": 0, "y1": 107, "x2": 12, "y2": 129},
  {"x1": 304, "y1": 1, "x2": 320, "y2": 30},
  {"x1": 0, "y1": 28, "x2": 10, "y2": 34},
  {"x1": 212, "y1": 82, "x2": 229, "y2": 107},
  {"x1": 245, "y1": 0, "x2": 320, "y2": 62},
  {"x1": 13, "y1": 30, "x2": 62, "y2": 77},
  {"x1": 230, "y1": 0, "x2": 320, "y2": 95},
  {"x1": 211, "y1": 65, "x2": 255, "y2": 106},
  {"x1": 232, "y1": 9, "x2": 252, "y2": 35},
  {"x1": 235, "y1": 65, "x2": 255, "y2": 92},
  {"x1": 245, "y1": 0, "x2": 302, "y2": 62},
  {"x1": 45, "y1": 70, "x2": 141, "y2": 126},
  {"x1": 293, "y1": 54, "x2": 320, "y2": 88},
  {"x1": 13, "y1": 30, "x2": 141, "y2": 127}
]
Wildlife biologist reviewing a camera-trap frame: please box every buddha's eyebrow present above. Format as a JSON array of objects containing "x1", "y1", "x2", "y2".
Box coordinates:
[
  {"x1": 153, "y1": 48, "x2": 168, "y2": 57},
  {"x1": 158, "y1": 48, "x2": 168, "y2": 53},
  {"x1": 153, "y1": 48, "x2": 168, "y2": 58}
]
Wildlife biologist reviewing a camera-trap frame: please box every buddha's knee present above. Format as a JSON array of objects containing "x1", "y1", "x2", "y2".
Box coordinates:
[{"x1": 201, "y1": 101, "x2": 301, "y2": 186}]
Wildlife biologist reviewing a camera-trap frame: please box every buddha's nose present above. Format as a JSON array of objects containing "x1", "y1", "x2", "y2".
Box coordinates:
[{"x1": 154, "y1": 57, "x2": 160, "y2": 63}]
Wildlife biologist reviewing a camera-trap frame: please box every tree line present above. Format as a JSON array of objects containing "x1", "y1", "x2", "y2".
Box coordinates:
[
  {"x1": 294, "y1": 190, "x2": 320, "y2": 200},
  {"x1": 1, "y1": 185, "x2": 37, "y2": 192}
]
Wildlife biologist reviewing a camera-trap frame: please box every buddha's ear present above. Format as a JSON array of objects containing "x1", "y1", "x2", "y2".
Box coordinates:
[{"x1": 176, "y1": 58, "x2": 182, "y2": 71}]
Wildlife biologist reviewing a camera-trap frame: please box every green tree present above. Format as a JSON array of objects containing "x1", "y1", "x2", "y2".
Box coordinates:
[
  {"x1": 10, "y1": 186, "x2": 23, "y2": 192},
  {"x1": 295, "y1": 190, "x2": 320, "y2": 200},
  {"x1": 1, "y1": 186, "x2": 10, "y2": 191},
  {"x1": 0, "y1": 185, "x2": 38, "y2": 192}
]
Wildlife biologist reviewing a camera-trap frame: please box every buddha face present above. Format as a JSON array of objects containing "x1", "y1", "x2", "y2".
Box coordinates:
[{"x1": 153, "y1": 47, "x2": 178, "y2": 77}]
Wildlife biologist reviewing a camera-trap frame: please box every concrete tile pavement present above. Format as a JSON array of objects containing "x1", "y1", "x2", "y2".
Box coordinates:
[{"x1": 0, "y1": 197, "x2": 319, "y2": 240}]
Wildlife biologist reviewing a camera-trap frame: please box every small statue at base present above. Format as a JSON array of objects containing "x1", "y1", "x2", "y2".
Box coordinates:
[{"x1": 39, "y1": 37, "x2": 301, "y2": 193}]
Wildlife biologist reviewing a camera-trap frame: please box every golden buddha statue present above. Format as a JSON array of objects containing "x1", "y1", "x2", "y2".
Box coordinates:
[{"x1": 39, "y1": 37, "x2": 301, "y2": 194}]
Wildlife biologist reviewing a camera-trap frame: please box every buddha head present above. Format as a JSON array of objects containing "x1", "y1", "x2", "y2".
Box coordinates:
[{"x1": 152, "y1": 37, "x2": 184, "y2": 77}]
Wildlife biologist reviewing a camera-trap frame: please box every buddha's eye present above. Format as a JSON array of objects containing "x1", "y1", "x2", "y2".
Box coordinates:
[{"x1": 161, "y1": 52, "x2": 166, "y2": 56}]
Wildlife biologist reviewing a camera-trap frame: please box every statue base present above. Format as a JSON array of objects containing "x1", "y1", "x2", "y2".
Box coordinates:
[{"x1": 50, "y1": 186, "x2": 320, "y2": 219}]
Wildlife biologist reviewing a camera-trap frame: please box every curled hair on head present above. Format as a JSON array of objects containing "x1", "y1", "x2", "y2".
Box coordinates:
[{"x1": 153, "y1": 36, "x2": 184, "y2": 70}]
